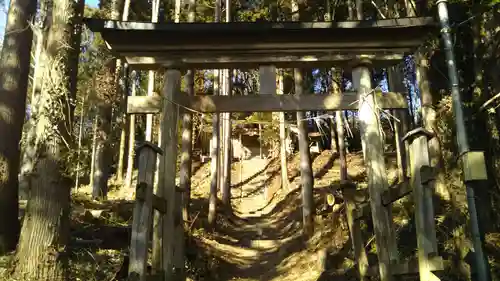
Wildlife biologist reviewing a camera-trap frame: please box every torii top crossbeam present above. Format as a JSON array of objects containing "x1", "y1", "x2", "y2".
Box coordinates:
[{"x1": 84, "y1": 17, "x2": 436, "y2": 70}]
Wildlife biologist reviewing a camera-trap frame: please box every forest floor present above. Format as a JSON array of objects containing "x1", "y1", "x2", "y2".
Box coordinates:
[{"x1": 3, "y1": 149, "x2": 500, "y2": 281}]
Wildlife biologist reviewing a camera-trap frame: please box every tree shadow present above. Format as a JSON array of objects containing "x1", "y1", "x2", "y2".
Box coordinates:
[
  {"x1": 313, "y1": 152, "x2": 338, "y2": 179},
  {"x1": 287, "y1": 152, "x2": 321, "y2": 183},
  {"x1": 231, "y1": 159, "x2": 275, "y2": 189}
]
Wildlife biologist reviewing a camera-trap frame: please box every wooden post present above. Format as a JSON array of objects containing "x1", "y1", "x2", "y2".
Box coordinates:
[
  {"x1": 156, "y1": 69, "x2": 182, "y2": 280},
  {"x1": 128, "y1": 142, "x2": 163, "y2": 281},
  {"x1": 402, "y1": 128, "x2": 440, "y2": 281},
  {"x1": 341, "y1": 183, "x2": 369, "y2": 281},
  {"x1": 353, "y1": 60, "x2": 395, "y2": 281}
]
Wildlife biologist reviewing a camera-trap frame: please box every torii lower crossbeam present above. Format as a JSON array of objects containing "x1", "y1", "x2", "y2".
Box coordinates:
[{"x1": 127, "y1": 91, "x2": 407, "y2": 114}]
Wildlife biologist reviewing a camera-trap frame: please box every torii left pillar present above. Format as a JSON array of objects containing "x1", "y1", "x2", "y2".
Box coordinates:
[{"x1": 353, "y1": 59, "x2": 398, "y2": 281}]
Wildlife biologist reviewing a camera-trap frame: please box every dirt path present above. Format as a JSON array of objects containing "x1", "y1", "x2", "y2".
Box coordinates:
[
  {"x1": 232, "y1": 155, "x2": 271, "y2": 218},
  {"x1": 188, "y1": 151, "x2": 370, "y2": 281}
]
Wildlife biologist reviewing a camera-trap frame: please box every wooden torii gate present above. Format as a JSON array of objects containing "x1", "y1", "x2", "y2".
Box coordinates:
[{"x1": 86, "y1": 17, "x2": 441, "y2": 281}]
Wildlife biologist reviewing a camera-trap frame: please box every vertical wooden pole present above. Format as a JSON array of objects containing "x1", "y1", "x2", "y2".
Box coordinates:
[
  {"x1": 403, "y1": 128, "x2": 440, "y2": 281},
  {"x1": 128, "y1": 142, "x2": 162, "y2": 281},
  {"x1": 157, "y1": 69, "x2": 181, "y2": 280},
  {"x1": 353, "y1": 61, "x2": 394, "y2": 281}
]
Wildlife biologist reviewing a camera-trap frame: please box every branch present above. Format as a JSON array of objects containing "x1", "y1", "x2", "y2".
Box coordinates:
[
  {"x1": 371, "y1": 0, "x2": 387, "y2": 19},
  {"x1": 480, "y1": 92, "x2": 500, "y2": 111}
]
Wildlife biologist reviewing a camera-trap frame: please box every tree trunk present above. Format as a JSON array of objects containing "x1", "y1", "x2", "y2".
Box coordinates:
[
  {"x1": 75, "y1": 92, "x2": 87, "y2": 189},
  {"x1": 405, "y1": 0, "x2": 416, "y2": 16},
  {"x1": 93, "y1": 103, "x2": 113, "y2": 199},
  {"x1": 259, "y1": 124, "x2": 263, "y2": 159},
  {"x1": 332, "y1": 69, "x2": 347, "y2": 182},
  {"x1": 10, "y1": 0, "x2": 84, "y2": 278},
  {"x1": 125, "y1": 71, "x2": 137, "y2": 189},
  {"x1": 149, "y1": 0, "x2": 162, "y2": 272},
  {"x1": 208, "y1": 0, "x2": 222, "y2": 227},
  {"x1": 208, "y1": 71, "x2": 220, "y2": 227},
  {"x1": 89, "y1": 114, "x2": 98, "y2": 189},
  {"x1": 116, "y1": 119, "x2": 127, "y2": 181},
  {"x1": 0, "y1": 0, "x2": 36, "y2": 254},
  {"x1": 295, "y1": 69, "x2": 314, "y2": 236},
  {"x1": 19, "y1": 0, "x2": 50, "y2": 200},
  {"x1": 180, "y1": 0, "x2": 196, "y2": 224},
  {"x1": 93, "y1": 0, "x2": 124, "y2": 191},
  {"x1": 115, "y1": 0, "x2": 132, "y2": 183},
  {"x1": 221, "y1": 0, "x2": 233, "y2": 209},
  {"x1": 145, "y1": 0, "x2": 160, "y2": 142},
  {"x1": 291, "y1": 0, "x2": 314, "y2": 236},
  {"x1": 278, "y1": 70, "x2": 289, "y2": 189}
]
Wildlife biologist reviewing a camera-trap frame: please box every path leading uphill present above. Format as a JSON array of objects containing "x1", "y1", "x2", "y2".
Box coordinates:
[{"x1": 188, "y1": 150, "x2": 396, "y2": 281}]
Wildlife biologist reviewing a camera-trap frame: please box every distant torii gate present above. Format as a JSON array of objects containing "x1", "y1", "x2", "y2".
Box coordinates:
[{"x1": 86, "y1": 17, "x2": 442, "y2": 281}]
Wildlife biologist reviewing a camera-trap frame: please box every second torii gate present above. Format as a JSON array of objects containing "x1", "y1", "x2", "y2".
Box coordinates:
[{"x1": 86, "y1": 17, "x2": 439, "y2": 281}]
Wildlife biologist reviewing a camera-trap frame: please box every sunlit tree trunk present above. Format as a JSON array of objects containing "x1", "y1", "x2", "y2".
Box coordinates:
[
  {"x1": 278, "y1": 70, "x2": 289, "y2": 189},
  {"x1": 0, "y1": 0, "x2": 36, "y2": 254},
  {"x1": 145, "y1": 0, "x2": 160, "y2": 143},
  {"x1": 93, "y1": 0, "x2": 125, "y2": 197},
  {"x1": 75, "y1": 91, "x2": 88, "y2": 189},
  {"x1": 124, "y1": 71, "x2": 137, "y2": 189},
  {"x1": 208, "y1": 0, "x2": 222, "y2": 227},
  {"x1": 291, "y1": 0, "x2": 314, "y2": 236},
  {"x1": 89, "y1": 113, "x2": 98, "y2": 188},
  {"x1": 116, "y1": 0, "x2": 132, "y2": 182},
  {"x1": 9, "y1": 0, "x2": 84, "y2": 279},
  {"x1": 19, "y1": 0, "x2": 50, "y2": 201},
  {"x1": 93, "y1": 101, "x2": 112, "y2": 199},
  {"x1": 180, "y1": 0, "x2": 196, "y2": 223}
]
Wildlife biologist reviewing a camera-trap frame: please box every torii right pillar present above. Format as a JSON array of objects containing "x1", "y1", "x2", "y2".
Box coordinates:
[
  {"x1": 352, "y1": 59, "x2": 397, "y2": 281},
  {"x1": 403, "y1": 128, "x2": 441, "y2": 281}
]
